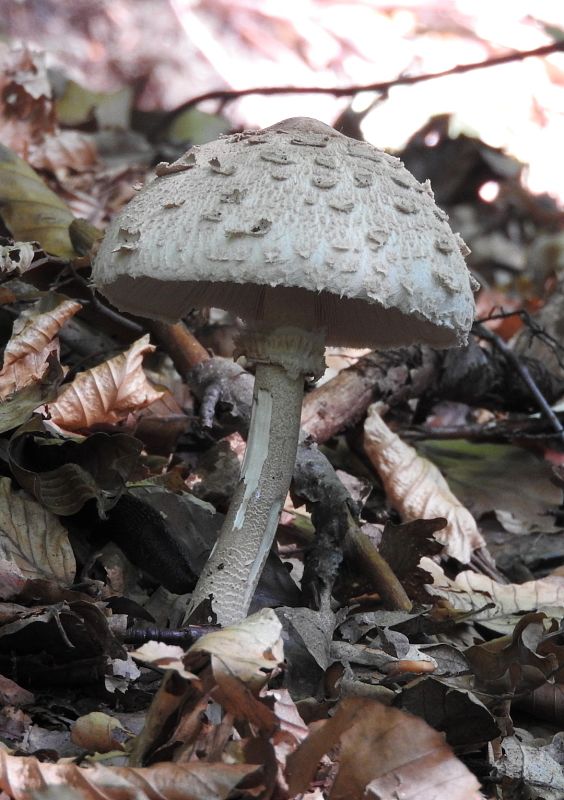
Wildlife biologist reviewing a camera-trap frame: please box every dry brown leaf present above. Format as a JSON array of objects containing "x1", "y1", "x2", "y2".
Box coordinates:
[
  {"x1": 71, "y1": 712, "x2": 132, "y2": 754},
  {"x1": 188, "y1": 607, "x2": 284, "y2": 691},
  {"x1": 0, "y1": 749, "x2": 259, "y2": 800},
  {"x1": 0, "y1": 478, "x2": 75, "y2": 585},
  {"x1": 29, "y1": 130, "x2": 98, "y2": 180},
  {"x1": 422, "y1": 557, "x2": 564, "y2": 620},
  {"x1": 187, "y1": 608, "x2": 284, "y2": 734},
  {"x1": 364, "y1": 404, "x2": 485, "y2": 563},
  {"x1": 286, "y1": 697, "x2": 481, "y2": 800},
  {"x1": 0, "y1": 299, "x2": 81, "y2": 400},
  {"x1": 0, "y1": 46, "x2": 54, "y2": 155},
  {"x1": 41, "y1": 334, "x2": 163, "y2": 432}
]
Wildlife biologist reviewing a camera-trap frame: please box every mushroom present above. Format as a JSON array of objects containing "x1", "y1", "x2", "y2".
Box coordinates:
[{"x1": 93, "y1": 117, "x2": 477, "y2": 626}]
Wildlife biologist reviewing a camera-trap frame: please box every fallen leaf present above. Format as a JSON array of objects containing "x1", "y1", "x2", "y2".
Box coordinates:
[
  {"x1": 0, "y1": 298, "x2": 81, "y2": 400},
  {"x1": 0, "y1": 144, "x2": 75, "y2": 258},
  {"x1": 495, "y1": 731, "x2": 564, "y2": 800},
  {"x1": 417, "y1": 439, "x2": 563, "y2": 533},
  {"x1": 0, "y1": 750, "x2": 259, "y2": 800},
  {"x1": 71, "y1": 712, "x2": 132, "y2": 753},
  {"x1": 286, "y1": 697, "x2": 481, "y2": 799},
  {"x1": 9, "y1": 422, "x2": 142, "y2": 516},
  {"x1": 364, "y1": 405, "x2": 485, "y2": 562},
  {"x1": 422, "y1": 557, "x2": 564, "y2": 619},
  {"x1": 0, "y1": 477, "x2": 75, "y2": 585},
  {"x1": 40, "y1": 335, "x2": 163, "y2": 432}
]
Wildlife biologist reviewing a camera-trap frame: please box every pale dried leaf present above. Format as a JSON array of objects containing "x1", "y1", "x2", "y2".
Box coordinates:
[
  {"x1": 0, "y1": 478, "x2": 75, "y2": 584},
  {"x1": 286, "y1": 697, "x2": 481, "y2": 800},
  {"x1": 42, "y1": 335, "x2": 163, "y2": 431},
  {"x1": 188, "y1": 607, "x2": 284, "y2": 691},
  {"x1": 130, "y1": 641, "x2": 199, "y2": 680},
  {"x1": 71, "y1": 712, "x2": 131, "y2": 753},
  {"x1": 364, "y1": 405, "x2": 485, "y2": 563},
  {"x1": 495, "y1": 732, "x2": 564, "y2": 800},
  {"x1": 0, "y1": 242, "x2": 34, "y2": 276},
  {"x1": 187, "y1": 608, "x2": 284, "y2": 733},
  {"x1": 0, "y1": 299, "x2": 80, "y2": 400},
  {"x1": 0, "y1": 750, "x2": 258, "y2": 800},
  {"x1": 422, "y1": 557, "x2": 564, "y2": 620}
]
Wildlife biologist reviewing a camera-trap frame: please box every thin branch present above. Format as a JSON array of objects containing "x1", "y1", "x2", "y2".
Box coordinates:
[
  {"x1": 168, "y1": 40, "x2": 564, "y2": 115},
  {"x1": 473, "y1": 322, "x2": 564, "y2": 441}
]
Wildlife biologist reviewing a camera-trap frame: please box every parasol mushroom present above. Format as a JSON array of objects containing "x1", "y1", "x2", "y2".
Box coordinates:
[{"x1": 93, "y1": 117, "x2": 477, "y2": 625}]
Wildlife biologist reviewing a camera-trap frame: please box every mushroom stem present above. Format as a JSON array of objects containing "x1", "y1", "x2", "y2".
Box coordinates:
[{"x1": 186, "y1": 363, "x2": 303, "y2": 625}]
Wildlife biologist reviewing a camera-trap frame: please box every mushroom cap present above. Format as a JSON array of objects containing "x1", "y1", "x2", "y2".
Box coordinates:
[{"x1": 93, "y1": 117, "x2": 476, "y2": 348}]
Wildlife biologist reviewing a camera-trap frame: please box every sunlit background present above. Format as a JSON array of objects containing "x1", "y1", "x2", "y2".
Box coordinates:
[{"x1": 3, "y1": 0, "x2": 564, "y2": 204}]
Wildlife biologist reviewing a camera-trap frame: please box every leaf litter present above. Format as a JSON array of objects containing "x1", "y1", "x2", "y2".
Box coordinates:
[{"x1": 0, "y1": 22, "x2": 563, "y2": 800}]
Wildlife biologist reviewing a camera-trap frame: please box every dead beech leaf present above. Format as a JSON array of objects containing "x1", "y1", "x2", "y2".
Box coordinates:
[
  {"x1": 417, "y1": 439, "x2": 563, "y2": 534},
  {"x1": 422, "y1": 557, "x2": 564, "y2": 620},
  {"x1": 29, "y1": 130, "x2": 98, "y2": 180},
  {"x1": 0, "y1": 750, "x2": 259, "y2": 800},
  {"x1": 0, "y1": 477, "x2": 75, "y2": 585},
  {"x1": 0, "y1": 241, "x2": 35, "y2": 276},
  {"x1": 495, "y1": 731, "x2": 564, "y2": 800},
  {"x1": 188, "y1": 607, "x2": 284, "y2": 691},
  {"x1": 41, "y1": 335, "x2": 164, "y2": 432},
  {"x1": 130, "y1": 641, "x2": 199, "y2": 681},
  {"x1": 0, "y1": 298, "x2": 81, "y2": 400},
  {"x1": 286, "y1": 697, "x2": 481, "y2": 800},
  {"x1": 71, "y1": 712, "x2": 132, "y2": 753},
  {"x1": 364, "y1": 404, "x2": 485, "y2": 563},
  {"x1": 466, "y1": 613, "x2": 557, "y2": 696},
  {"x1": 187, "y1": 608, "x2": 284, "y2": 733}
]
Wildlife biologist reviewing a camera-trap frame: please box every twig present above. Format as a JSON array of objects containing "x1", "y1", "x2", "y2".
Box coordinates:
[
  {"x1": 166, "y1": 41, "x2": 564, "y2": 115},
  {"x1": 473, "y1": 322, "x2": 564, "y2": 440}
]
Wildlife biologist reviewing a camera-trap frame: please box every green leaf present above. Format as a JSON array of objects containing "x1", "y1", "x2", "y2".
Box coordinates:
[{"x1": 0, "y1": 144, "x2": 76, "y2": 258}]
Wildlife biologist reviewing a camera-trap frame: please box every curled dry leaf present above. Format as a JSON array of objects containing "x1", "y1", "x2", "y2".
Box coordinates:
[
  {"x1": 0, "y1": 477, "x2": 75, "y2": 585},
  {"x1": 0, "y1": 298, "x2": 81, "y2": 400},
  {"x1": 0, "y1": 750, "x2": 259, "y2": 800},
  {"x1": 0, "y1": 241, "x2": 35, "y2": 276},
  {"x1": 286, "y1": 697, "x2": 481, "y2": 800},
  {"x1": 71, "y1": 712, "x2": 132, "y2": 754},
  {"x1": 188, "y1": 607, "x2": 284, "y2": 691},
  {"x1": 41, "y1": 334, "x2": 164, "y2": 432},
  {"x1": 364, "y1": 404, "x2": 485, "y2": 563},
  {"x1": 422, "y1": 557, "x2": 564, "y2": 620},
  {"x1": 187, "y1": 608, "x2": 284, "y2": 733}
]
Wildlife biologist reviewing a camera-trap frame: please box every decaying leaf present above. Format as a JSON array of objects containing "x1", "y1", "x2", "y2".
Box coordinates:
[
  {"x1": 0, "y1": 297, "x2": 81, "y2": 400},
  {"x1": 9, "y1": 421, "x2": 143, "y2": 516},
  {"x1": 423, "y1": 557, "x2": 564, "y2": 620},
  {"x1": 0, "y1": 477, "x2": 75, "y2": 585},
  {"x1": 286, "y1": 697, "x2": 481, "y2": 800},
  {"x1": 0, "y1": 144, "x2": 76, "y2": 258},
  {"x1": 0, "y1": 749, "x2": 259, "y2": 800},
  {"x1": 71, "y1": 712, "x2": 132, "y2": 753},
  {"x1": 417, "y1": 439, "x2": 564, "y2": 533},
  {"x1": 466, "y1": 612, "x2": 557, "y2": 696},
  {"x1": 0, "y1": 241, "x2": 35, "y2": 276},
  {"x1": 188, "y1": 607, "x2": 284, "y2": 691},
  {"x1": 495, "y1": 731, "x2": 564, "y2": 800},
  {"x1": 364, "y1": 404, "x2": 485, "y2": 563},
  {"x1": 40, "y1": 334, "x2": 163, "y2": 432}
]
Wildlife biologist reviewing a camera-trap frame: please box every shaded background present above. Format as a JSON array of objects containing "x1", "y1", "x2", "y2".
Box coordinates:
[{"x1": 3, "y1": 0, "x2": 564, "y2": 201}]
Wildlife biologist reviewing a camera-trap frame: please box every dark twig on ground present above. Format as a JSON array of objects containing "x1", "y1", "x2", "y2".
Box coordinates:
[{"x1": 472, "y1": 322, "x2": 564, "y2": 441}]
